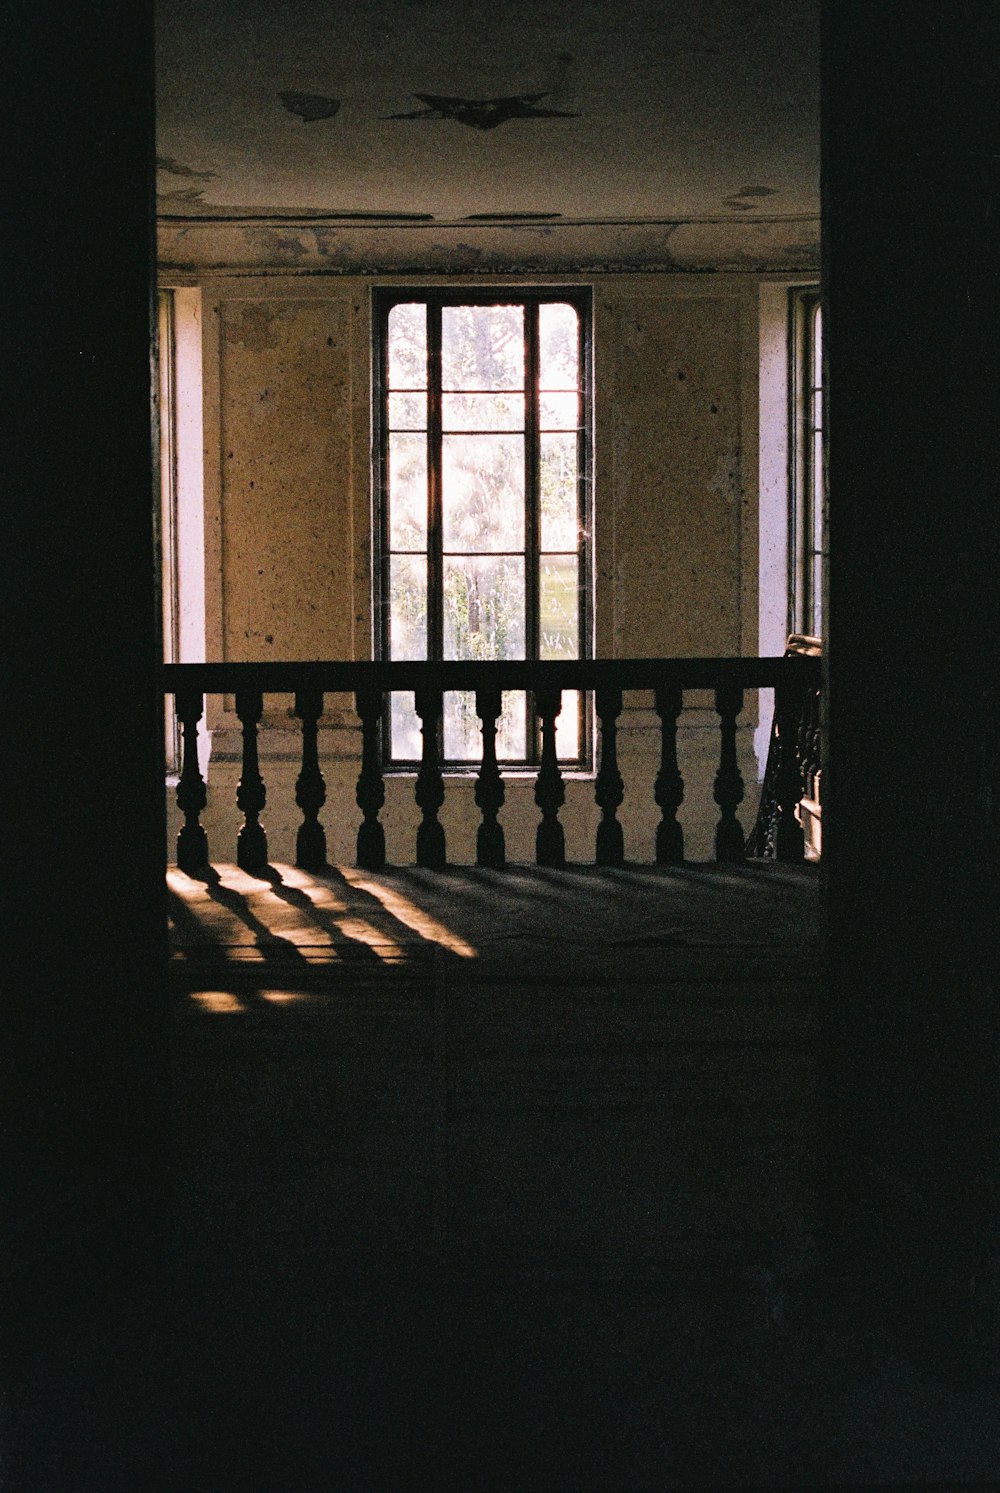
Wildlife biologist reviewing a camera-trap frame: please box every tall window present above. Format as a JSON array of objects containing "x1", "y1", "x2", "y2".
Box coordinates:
[
  {"x1": 789, "y1": 287, "x2": 825, "y2": 638},
  {"x1": 156, "y1": 285, "x2": 206, "y2": 771},
  {"x1": 374, "y1": 289, "x2": 592, "y2": 765},
  {"x1": 158, "y1": 289, "x2": 181, "y2": 771}
]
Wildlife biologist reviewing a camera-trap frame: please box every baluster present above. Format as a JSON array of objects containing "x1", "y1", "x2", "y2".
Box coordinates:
[
  {"x1": 235, "y1": 688, "x2": 268, "y2": 873},
  {"x1": 594, "y1": 685, "x2": 624, "y2": 866},
  {"x1": 414, "y1": 688, "x2": 446, "y2": 868},
  {"x1": 773, "y1": 678, "x2": 806, "y2": 863},
  {"x1": 654, "y1": 683, "x2": 685, "y2": 864},
  {"x1": 713, "y1": 681, "x2": 745, "y2": 863},
  {"x1": 475, "y1": 687, "x2": 505, "y2": 868},
  {"x1": 175, "y1": 688, "x2": 208, "y2": 872},
  {"x1": 534, "y1": 686, "x2": 566, "y2": 867},
  {"x1": 354, "y1": 687, "x2": 386, "y2": 870},
  {"x1": 294, "y1": 688, "x2": 327, "y2": 870}
]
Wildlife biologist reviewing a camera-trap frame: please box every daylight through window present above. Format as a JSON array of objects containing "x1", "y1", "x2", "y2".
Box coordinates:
[
  {"x1": 790, "y1": 287, "x2": 825, "y2": 638},
  {"x1": 375, "y1": 290, "x2": 592, "y2": 765}
]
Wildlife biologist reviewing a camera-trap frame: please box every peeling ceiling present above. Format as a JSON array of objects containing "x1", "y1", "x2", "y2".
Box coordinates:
[{"x1": 155, "y1": 0, "x2": 818, "y2": 271}]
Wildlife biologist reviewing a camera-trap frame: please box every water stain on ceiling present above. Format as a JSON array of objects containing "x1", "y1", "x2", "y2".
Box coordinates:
[
  {"x1": 157, "y1": 155, "x2": 216, "y2": 180},
  {"x1": 722, "y1": 185, "x2": 780, "y2": 211},
  {"x1": 383, "y1": 92, "x2": 580, "y2": 130},
  {"x1": 278, "y1": 91, "x2": 341, "y2": 122},
  {"x1": 155, "y1": 0, "x2": 819, "y2": 227}
]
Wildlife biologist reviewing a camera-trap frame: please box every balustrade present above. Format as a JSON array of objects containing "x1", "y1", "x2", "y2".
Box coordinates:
[{"x1": 164, "y1": 656, "x2": 821, "y2": 872}]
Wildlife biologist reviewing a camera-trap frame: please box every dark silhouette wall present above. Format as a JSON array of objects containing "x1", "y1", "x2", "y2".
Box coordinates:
[
  {"x1": 824, "y1": 1, "x2": 1000, "y2": 1347},
  {"x1": 4, "y1": 0, "x2": 168, "y2": 1352}
]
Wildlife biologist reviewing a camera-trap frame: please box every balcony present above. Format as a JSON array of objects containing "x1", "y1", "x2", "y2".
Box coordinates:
[{"x1": 163, "y1": 653, "x2": 821, "y2": 874}]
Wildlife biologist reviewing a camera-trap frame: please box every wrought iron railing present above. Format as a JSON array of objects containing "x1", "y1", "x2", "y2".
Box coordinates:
[
  {"x1": 163, "y1": 657, "x2": 821, "y2": 873},
  {"x1": 747, "y1": 637, "x2": 823, "y2": 860}
]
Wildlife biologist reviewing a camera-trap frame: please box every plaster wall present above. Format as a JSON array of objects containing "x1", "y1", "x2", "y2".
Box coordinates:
[{"x1": 164, "y1": 272, "x2": 779, "y2": 864}]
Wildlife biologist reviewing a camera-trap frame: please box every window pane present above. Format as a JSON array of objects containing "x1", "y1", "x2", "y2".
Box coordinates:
[
  {"x1": 442, "y1": 392, "x2": 524, "y2": 431},
  {"x1": 388, "y1": 433, "x2": 427, "y2": 549},
  {"x1": 540, "y1": 556, "x2": 580, "y2": 659},
  {"x1": 388, "y1": 392, "x2": 426, "y2": 430},
  {"x1": 555, "y1": 689, "x2": 580, "y2": 761},
  {"x1": 812, "y1": 411, "x2": 824, "y2": 562},
  {"x1": 442, "y1": 690, "x2": 481, "y2": 761},
  {"x1": 441, "y1": 304, "x2": 524, "y2": 391},
  {"x1": 539, "y1": 303, "x2": 579, "y2": 390},
  {"x1": 443, "y1": 555, "x2": 525, "y2": 660},
  {"x1": 498, "y1": 690, "x2": 528, "y2": 760},
  {"x1": 390, "y1": 691, "x2": 422, "y2": 759},
  {"x1": 811, "y1": 552, "x2": 823, "y2": 638},
  {"x1": 443, "y1": 434, "x2": 524, "y2": 551},
  {"x1": 387, "y1": 303, "x2": 427, "y2": 389},
  {"x1": 813, "y1": 300, "x2": 823, "y2": 376},
  {"x1": 443, "y1": 688, "x2": 527, "y2": 761},
  {"x1": 389, "y1": 554, "x2": 426, "y2": 659},
  {"x1": 540, "y1": 433, "x2": 578, "y2": 551},
  {"x1": 539, "y1": 391, "x2": 579, "y2": 430}
]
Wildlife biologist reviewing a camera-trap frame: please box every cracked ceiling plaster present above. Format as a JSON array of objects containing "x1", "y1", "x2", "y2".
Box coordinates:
[{"x1": 156, "y1": 0, "x2": 818, "y2": 272}]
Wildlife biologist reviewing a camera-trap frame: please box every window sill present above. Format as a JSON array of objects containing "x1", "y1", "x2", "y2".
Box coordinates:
[{"x1": 382, "y1": 766, "x2": 596, "y2": 781}]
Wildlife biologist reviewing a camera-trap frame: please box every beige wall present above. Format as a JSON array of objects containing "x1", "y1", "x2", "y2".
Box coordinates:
[{"x1": 165, "y1": 271, "x2": 783, "y2": 864}]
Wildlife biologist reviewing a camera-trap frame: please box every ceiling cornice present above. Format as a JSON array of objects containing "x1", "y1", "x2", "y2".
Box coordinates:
[{"x1": 157, "y1": 216, "x2": 820, "y2": 275}]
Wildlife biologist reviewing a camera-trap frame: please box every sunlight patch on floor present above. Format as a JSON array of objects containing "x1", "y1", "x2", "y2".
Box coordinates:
[
  {"x1": 189, "y1": 989, "x2": 245, "y2": 1014},
  {"x1": 257, "y1": 988, "x2": 314, "y2": 1007},
  {"x1": 168, "y1": 863, "x2": 411, "y2": 962},
  {"x1": 338, "y1": 867, "x2": 478, "y2": 958}
]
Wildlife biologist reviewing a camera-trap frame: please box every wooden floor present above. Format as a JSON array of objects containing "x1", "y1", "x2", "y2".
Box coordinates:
[
  {"x1": 11, "y1": 864, "x2": 1000, "y2": 1489},
  {"x1": 168, "y1": 862, "x2": 826, "y2": 1281}
]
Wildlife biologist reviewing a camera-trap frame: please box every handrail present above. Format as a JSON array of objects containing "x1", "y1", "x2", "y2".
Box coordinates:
[
  {"x1": 162, "y1": 656, "x2": 819, "y2": 693},
  {"x1": 162, "y1": 655, "x2": 821, "y2": 872}
]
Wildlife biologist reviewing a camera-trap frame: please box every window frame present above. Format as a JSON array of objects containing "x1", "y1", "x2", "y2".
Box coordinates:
[
  {"x1": 788, "y1": 285, "x2": 825, "y2": 638},
  {"x1": 372, "y1": 286, "x2": 594, "y2": 769}
]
